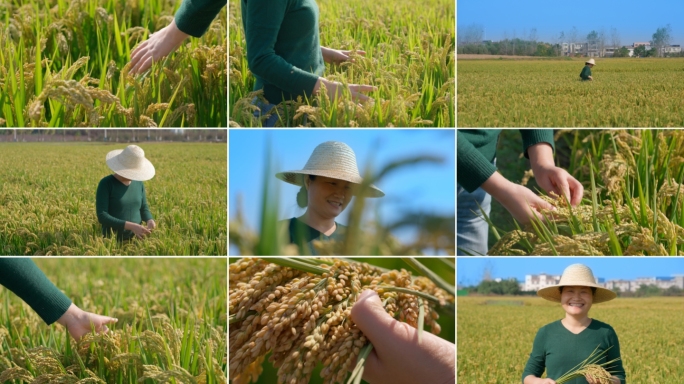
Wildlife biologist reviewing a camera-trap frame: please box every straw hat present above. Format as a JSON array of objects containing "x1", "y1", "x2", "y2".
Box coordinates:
[
  {"x1": 106, "y1": 145, "x2": 155, "y2": 181},
  {"x1": 275, "y1": 141, "x2": 385, "y2": 198},
  {"x1": 585, "y1": 58, "x2": 596, "y2": 65},
  {"x1": 537, "y1": 264, "x2": 616, "y2": 304}
]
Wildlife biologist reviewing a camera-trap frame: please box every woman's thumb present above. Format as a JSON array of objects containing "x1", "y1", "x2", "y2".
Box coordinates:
[{"x1": 351, "y1": 290, "x2": 414, "y2": 352}]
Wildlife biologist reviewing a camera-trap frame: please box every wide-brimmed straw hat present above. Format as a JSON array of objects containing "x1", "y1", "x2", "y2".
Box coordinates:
[
  {"x1": 275, "y1": 141, "x2": 385, "y2": 198},
  {"x1": 106, "y1": 145, "x2": 155, "y2": 181},
  {"x1": 585, "y1": 59, "x2": 596, "y2": 65},
  {"x1": 537, "y1": 264, "x2": 616, "y2": 304}
]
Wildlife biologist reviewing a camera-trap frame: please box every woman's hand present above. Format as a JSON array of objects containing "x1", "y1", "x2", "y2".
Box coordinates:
[
  {"x1": 125, "y1": 222, "x2": 151, "y2": 238},
  {"x1": 147, "y1": 220, "x2": 157, "y2": 231},
  {"x1": 481, "y1": 172, "x2": 555, "y2": 225},
  {"x1": 56, "y1": 303, "x2": 118, "y2": 341},
  {"x1": 528, "y1": 143, "x2": 584, "y2": 206},
  {"x1": 129, "y1": 19, "x2": 190, "y2": 74},
  {"x1": 313, "y1": 78, "x2": 377, "y2": 103},
  {"x1": 321, "y1": 46, "x2": 366, "y2": 65},
  {"x1": 350, "y1": 290, "x2": 455, "y2": 384}
]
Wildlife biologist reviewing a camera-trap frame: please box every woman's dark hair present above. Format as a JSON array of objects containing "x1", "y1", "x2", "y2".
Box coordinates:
[
  {"x1": 559, "y1": 286, "x2": 597, "y2": 295},
  {"x1": 296, "y1": 175, "x2": 316, "y2": 208}
]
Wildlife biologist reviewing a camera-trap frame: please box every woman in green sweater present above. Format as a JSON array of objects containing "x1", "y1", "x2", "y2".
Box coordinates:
[
  {"x1": 0, "y1": 258, "x2": 117, "y2": 341},
  {"x1": 241, "y1": 0, "x2": 377, "y2": 127},
  {"x1": 276, "y1": 141, "x2": 384, "y2": 255},
  {"x1": 129, "y1": 0, "x2": 226, "y2": 74},
  {"x1": 96, "y1": 145, "x2": 156, "y2": 241},
  {"x1": 522, "y1": 264, "x2": 625, "y2": 384}
]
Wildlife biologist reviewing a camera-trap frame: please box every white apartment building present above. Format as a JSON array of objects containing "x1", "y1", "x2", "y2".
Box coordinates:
[{"x1": 522, "y1": 273, "x2": 562, "y2": 291}]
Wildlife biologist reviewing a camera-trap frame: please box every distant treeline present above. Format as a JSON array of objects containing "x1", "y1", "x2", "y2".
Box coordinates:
[
  {"x1": 458, "y1": 39, "x2": 562, "y2": 57},
  {"x1": 458, "y1": 38, "x2": 684, "y2": 58},
  {"x1": 462, "y1": 279, "x2": 684, "y2": 297},
  {"x1": 0, "y1": 129, "x2": 227, "y2": 143}
]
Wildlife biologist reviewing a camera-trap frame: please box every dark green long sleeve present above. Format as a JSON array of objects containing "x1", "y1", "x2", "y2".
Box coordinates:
[
  {"x1": 580, "y1": 65, "x2": 592, "y2": 80},
  {"x1": 0, "y1": 258, "x2": 72, "y2": 325},
  {"x1": 241, "y1": 0, "x2": 325, "y2": 103},
  {"x1": 174, "y1": 0, "x2": 227, "y2": 37},
  {"x1": 522, "y1": 319, "x2": 626, "y2": 384},
  {"x1": 96, "y1": 175, "x2": 153, "y2": 240},
  {"x1": 457, "y1": 129, "x2": 555, "y2": 192}
]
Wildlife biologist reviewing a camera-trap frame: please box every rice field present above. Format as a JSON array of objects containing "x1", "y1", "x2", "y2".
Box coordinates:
[
  {"x1": 0, "y1": 142, "x2": 227, "y2": 255},
  {"x1": 457, "y1": 58, "x2": 684, "y2": 127},
  {"x1": 0, "y1": 0, "x2": 227, "y2": 127},
  {"x1": 229, "y1": 0, "x2": 455, "y2": 127},
  {"x1": 457, "y1": 296, "x2": 683, "y2": 383},
  {"x1": 487, "y1": 129, "x2": 684, "y2": 256},
  {"x1": 0, "y1": 258, "x2": 227, "y2": 384}
]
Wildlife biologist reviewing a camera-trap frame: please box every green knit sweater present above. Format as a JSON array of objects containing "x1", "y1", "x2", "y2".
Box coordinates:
[
  {"x1": 457, "y1": 129, "x2": 555, "y2": 193},
  {"x1": 96, "y1": 175, "x2": 153, "y2": 240},
  {"x1": 522, "y1": 319, "x2": 626, "y2": 384},
  {"x1": 175, "y1": 0, "x2": 226, "y2": 38},
  {"x1": 284, "y1": 217, "x2": 346, "y2": 255},
  {"x1": 241, "y1": 0, "x2": 325, "y2": 103},
  {"x1": 0, "y1": 259, "x2": 72, "y2": 325}
]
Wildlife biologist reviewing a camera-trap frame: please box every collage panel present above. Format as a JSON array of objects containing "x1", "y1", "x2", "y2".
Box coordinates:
[
  {"x1": 229, "y1": 129, "x2": 455, "y2": 256},
  {"x1": 0, "y1": 129, "x2": 227, "y2": 256},
  {"x1": 458, "y1": 129, "x2": 684, "y2": 256},
  {"x1": 0, "y1": 0, "x2": 227, "y2": 128},
  {"x1": 457, "y1": 1, "x2": 684, "y2": 127},
  {"x1": 457, "y1": 257, "x2": 684, "y2": 383},
  {"x1": 228, "y1": 0, "x2": 455, "y2": 127},
  {"x1": 0, "y1": 257, "x2": 227, "y2": 382},
  {"x1": 229, "y1": 256, "x2": 455, "y2": 383}
]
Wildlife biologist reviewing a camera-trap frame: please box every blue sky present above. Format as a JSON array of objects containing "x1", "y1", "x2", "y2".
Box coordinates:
[
  {"x1": 229, "y1": 130, "x2": 455, "y2": 253},
  {"x1": 458, "y1": 0, "x2": 684, "y2": 45},
  {"x1": 457, "y1": 258, "x2": 684, "y2": 286}
]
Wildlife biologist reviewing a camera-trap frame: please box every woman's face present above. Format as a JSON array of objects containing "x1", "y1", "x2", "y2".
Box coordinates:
[
  {"x1": 560, "y1": 285, "x2": 594, "y2": 317},
  {"x1": 306, "y1": 176, "x2": 354, "y2": 219}
]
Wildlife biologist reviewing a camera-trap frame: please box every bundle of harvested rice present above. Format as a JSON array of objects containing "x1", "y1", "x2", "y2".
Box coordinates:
[{"x1": 229, "y1": 258, "x2": 454, "y2": 384}]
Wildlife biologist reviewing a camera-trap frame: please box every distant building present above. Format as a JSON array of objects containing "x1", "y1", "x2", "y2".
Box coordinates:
[
  {"x1": 604, "y1": 275, "x2": 684, "y2": 292},
  {"x1": 633, "y1": 42, "x2": 651, "y2": 48},
  {"x1": 664, "y1": 45, "x2": 682, "y2": 54},
  {"x1": 523, "y1": 273, "x2": 562, "y2": 291},
  {"x1": 561, "y1": 42, "x2": 587, "y2": 56}
]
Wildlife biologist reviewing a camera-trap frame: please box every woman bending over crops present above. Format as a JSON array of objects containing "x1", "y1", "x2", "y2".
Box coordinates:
[
  {"x1": 276, "y1": 141, "x2": 384, "y2": 254},
  {"x1": 241, "y1": 0, "x2": 377, "y2": 127},
  {"x1": 96, "y1": 145, "x2": 156, "y2": 241},
  {"x1": 0, "y1": 258, "x2": 117, "y2": 341},
  {"x1": 457, "y1": 129, "x2": 584, "y2": 255},
  {"x1": 522, "y1": 264, "x2": 625, "y2": 384},
  {"x1": 580, "y1": 59, "x2": 595, "y2": 81},
  {"x1": 128, "y1": 0, "x2": 226, "y2": 74}
]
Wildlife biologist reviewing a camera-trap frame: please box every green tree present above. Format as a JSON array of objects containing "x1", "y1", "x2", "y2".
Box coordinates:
[
  {"x1": 633, "y1": 45, "x2": 648, "y2": 57},
  {"x1": 613, "y1": 46, "x2": 630, "y2": 57},
  {"x1": 651, "y1": 24, "x2": 672, "y2": 57}
]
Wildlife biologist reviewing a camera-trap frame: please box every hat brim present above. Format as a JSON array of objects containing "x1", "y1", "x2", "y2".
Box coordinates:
[
  {"x1": 275, "y1": 170, "x2": 385, "y2": 198},
  {"x1": 537, "y1": 283, "x2": 616, "y2": 304},
  {"x1": 106, "y1": 149, "x2": 156, "y2": 181}
]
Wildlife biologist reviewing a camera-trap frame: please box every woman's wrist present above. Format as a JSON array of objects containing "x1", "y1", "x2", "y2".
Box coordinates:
[
  {"x1": 527, "y1": 142, "x2": 555, "y2": 171},
  {"x1": 480, "y1": 171, "x2": 513, "y2": 202},
  {"x1": 124, "y1": 221, "x2": 140, "y2": 231},
  {"x1": 167, "y1": 19, "x2": 191, "y2": 45},
  {"x1": 56, "y1": 303, "x2": 82, "y2": 328}
]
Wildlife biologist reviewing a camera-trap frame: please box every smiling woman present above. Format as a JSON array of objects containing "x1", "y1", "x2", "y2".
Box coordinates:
[
  {"x1": 275, "y1": 141, "x2": 385, "y2": 254},
  {"x1": 523, "y1": 264, "x2": 625, "y2": 384}
]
